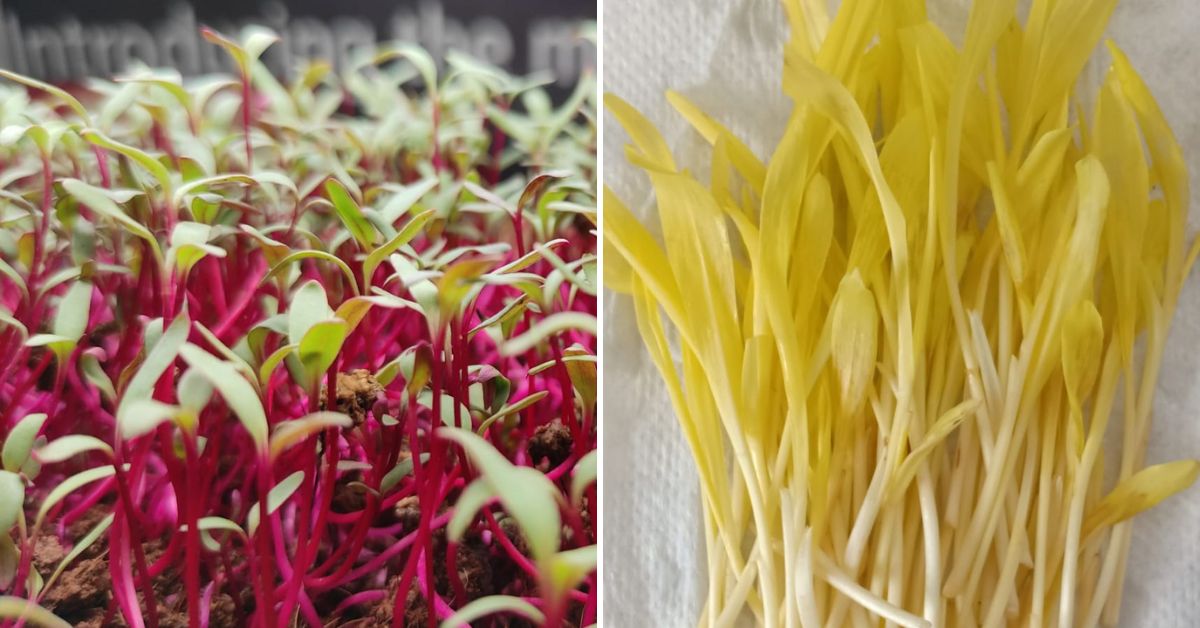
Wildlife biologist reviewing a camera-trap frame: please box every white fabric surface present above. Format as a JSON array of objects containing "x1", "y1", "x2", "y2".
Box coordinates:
[{"x1": 601, "y1": 0, "x2": 1200, "y2": 626}]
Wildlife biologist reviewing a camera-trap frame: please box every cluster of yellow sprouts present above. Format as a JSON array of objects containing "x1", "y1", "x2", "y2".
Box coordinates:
[{"x1": 605, "y1": 0, "x2": 1199, "y2": 626}]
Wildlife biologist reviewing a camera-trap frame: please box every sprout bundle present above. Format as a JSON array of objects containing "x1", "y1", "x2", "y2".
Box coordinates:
[
  {"x1": 0, "y1": 25, "x2": 597, "y2": 628},
  {"x1": 606, "y1": 0, "x2": 1197, "y2": 626}
]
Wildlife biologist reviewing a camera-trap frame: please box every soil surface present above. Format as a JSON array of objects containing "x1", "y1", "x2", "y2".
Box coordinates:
[
  {"x1": 393, "y1": 496, "x2": 422, "y2": 532},
  {"x1": 32, "y1": 535, "x2": 65, "y2": 573},
  {"x1": 528, "y1": 420, "x2": 572, "y2": 471},
  {"x1": 41, "y1": 553, "x2": 110, "y2": 624},
  {"x1": 335, "y1": 369, "x2": 385, "y2": 425},
  {"x1": 331, "y1": 473, "x2": 370, "y2": 514}
]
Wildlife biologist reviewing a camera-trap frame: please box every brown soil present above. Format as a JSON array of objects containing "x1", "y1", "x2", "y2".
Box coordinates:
[
  {"x1": 394, "y1": 496, "x2": 422, "y2": 531},
  {"x1": 364, "y1": 531, "x2": 501, "y2": 627},
  {"x1": 332, "y1": 474, "x2": 369, "y2": 513},
  {"x1": 492, "y1": 517, "x2": 533, "y2": 597},
  {"x1": 157, "y1": 608, "x2": 189, "y2": 628},
  {"x1": 32, "y1": 535, "x2": 66, "y2": 573},
  {"x1": 67, "y1": 508, "x2": 111, "y2": 550},
  {"x1": 41, "y1": 554, "x2": 110, "y2": 624},
  {"x1": 497, "y1": 516, "x2": 529, "y2": 558},
  {"x1": 452, "y1": 538, "x2": 494, "y2": 600},
  {"x1": 527, "y1": 420, "x2": 571, "y2": 470},
  {"x1": 72, "y1": 609, "x2": 111, "y2": 628},
  {"x1": 370, "y1": 577, "x2": 426, "y2": 627},
  {"x1": 335, "y1": 369, "x2": 384, "y2": 425},
  {"x1": 210, "y1": 592, "x2": 237, "y2": 626}
]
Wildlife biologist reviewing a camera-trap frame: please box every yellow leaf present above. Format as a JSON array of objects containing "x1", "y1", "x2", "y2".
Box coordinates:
[
  {"x1": 1061, "y1": 300, "x2": 1103, "y2": 404},
  {"x1": 1084, "y1": 460, "x2": 1200, "y2": 537},
  {"x1": 830, "y1": 270, "x2": 877, "y2": 414}
]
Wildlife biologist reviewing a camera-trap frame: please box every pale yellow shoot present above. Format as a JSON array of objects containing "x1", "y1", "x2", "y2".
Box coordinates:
[
  {"x1": 830, "y1": 271, "x2": 878, "y2": 415},
  {"x1": 1083, "y1": 460, "x2": 1200, "y2": 538}
]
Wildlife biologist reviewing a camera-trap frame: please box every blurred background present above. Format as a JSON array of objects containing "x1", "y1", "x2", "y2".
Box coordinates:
[{"x1": 0, "y1": 0, "x2": 594, "y2": 85}]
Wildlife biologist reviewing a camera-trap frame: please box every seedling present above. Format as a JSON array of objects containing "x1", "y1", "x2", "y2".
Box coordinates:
[{"x1": 0, "y1": 23, "x2": 596, "y2": 628}]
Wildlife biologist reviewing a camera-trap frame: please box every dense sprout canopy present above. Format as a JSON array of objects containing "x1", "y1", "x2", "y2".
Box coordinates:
[{"x1": 0, "y1": 24, "x2": 597, "y2": 628}]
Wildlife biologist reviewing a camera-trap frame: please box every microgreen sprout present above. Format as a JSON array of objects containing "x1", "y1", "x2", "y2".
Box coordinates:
[
  {"x1": 607, "y1": 0, "x2": 1198, "y2": 626},
  {"x1": 1, "y1": 22, "x2": 596, "y2": 628}
]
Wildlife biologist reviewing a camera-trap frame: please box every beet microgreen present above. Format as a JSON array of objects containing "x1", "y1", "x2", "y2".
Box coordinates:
[{"x1": 1, "y1": 20, "x2": 595, "y2": 628}]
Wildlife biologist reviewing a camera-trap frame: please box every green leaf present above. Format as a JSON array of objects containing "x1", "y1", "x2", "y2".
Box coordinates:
[
  {"x1": 177, "y1": 368, "x2": 214, "y2": 413},
  {"x1": 36, "y1": 436, "x2": 113, "y2": 464},
  {"x1": 172, "y1": 173, "x2": 254, "y2": 209},
  {"x1": 178, "y1": 344, "x2": 268, "y2": 449},
  {"x1": 563, "y1": 345, "x2": 597, "y2": 408},
  {"x1": 491, "y1": 239, "x2": 568, "y2": 274},
  {"x1": 0, "y1": 471, "x2": 24, "y2": 531},
  {"x1": 439, "y1": 428, "x2": 561, "y2": 560},
  {"x1": 571, "y1": 450, "x2": 597, "y2": 505},
  {"x1": 500, "y1": 312, "x2": 597, "y2": 356},
  {"x1": 528, "y1": 350, "x2": 597, "y2": 377},
  {"x1": 545, "y1": 545, "x2": 597, "y2": 594},
  {"x1": 477, "y1": 391, "x2": 548, "y2": 435},
  {"x1": 437, "y1": 259, "x2": 494, "y2": 319},
  {"x1": 332, "y1": 295, "x2": 417, "y2": 335},
  {"x1": 418, "y1": 392, "x2": 471, "y2": 430},
  {"x1": 298, "y1": 319, "x2": 348, "y2": 385},
  {"x1": 258, "y1": 343, "x2": 298, "y2": 386},
  {"x1": 362, "y1": 209, "x2": 435, "y2": 288},
  {"x1": 191, "y1": 322, "x2": 259, "y2": 391},
  {"x1": 400, "y1": 344, "x2": 433, "y2": 394},
  {"x1": 461, "y1": 180, "x2": 515, "y2": 215},
  {"x1": 448, "y1": 479, "x2": 494, "y2": 542},
  {"x1": 269, "y1": 412, "x2": 353, "y2": 461},
  {"x1": 380, "y1": 454, "x2": 428, "y2": 493},
  {"x1": 0, "y1": 69, "x2": 92, "y2": 125},
  {"x1": 467, "y1": 296, "x2": 529, "y2": 340},
  {"x1": 0, "y1": 595, "x2": 72, "y2": 628},
  {"x1": 35, "y1": 465, "x2": 123, "y2": 529},
  {"x1": 80, "y1": 130, "x2": 173, "y2": 199},
  {"x1": 379, "y1": 179, "x2": 439, "y2": 224},
  {"x1": 118, "y1": 399, "x2": 181, "y2": 440},
  {"x1": 517, "y1": 170, "x2": 571, "y2": 214},
  {"x1": 374, "y1": 44, "x2": 437, "y2": 95},
  {"x1": 438, "y1": 595, "x2": 544, "y2": 628},
  {"x1": 535, "y1": 245, "x2": 596, "y2": 300},
  {"x1": 79, "y1": 351, "x2": 116, "y2": 402},
  {"x1": 117, "y1": 68, "x2": 191, "y2": 111},
  {"x1": 247, "y1": 470, "x2": 304, "y2": 535},
  {"x1": 239, "y1": 225, "x2": 290, "y2": 267},
  {"x1": 169, "y1": 221, "x2": 226, "y2": 274},
  {"x1": 51, "y1": 280, "x2": 91, "y2": 343},
  {"x1": 0, "y1": 124, "x2": 58, "y2": 156},
  {"x1": 61, "y1": 179, "x2": 162, "y2": 265},
  {"x1": 192, "y1": 516, "x2": 246, "y2": 537},
  {"x1": 326, "y1": 178, "x2": 377, "y2": 249},
  {"x1": 0, "y1": 312, "x2": 28, "y2": 350},
  {"x1": 288, "y1": 280, "x2": 334, "y2": 346},
  {"x1": 201, "y1": 26, "x2": 279, "y2": 73},
  {"x1": 24, "y1": 333, "x2": 77, "y2": 366},
  {"x1": 3, "y1": 413, "x2": 47, "y2": 472},
  {"x1": 472, "y1": 366, "x2": 511, "y2": 415},
  {"x1": 265, "y1": 251, "x2": 359, "y2": 296},
  {"x1": 121, "y1": 313, "x2": 190, "y2": 405},
  {"x1": 389, "y1": 254, "x2": 439, "y2": 323}
]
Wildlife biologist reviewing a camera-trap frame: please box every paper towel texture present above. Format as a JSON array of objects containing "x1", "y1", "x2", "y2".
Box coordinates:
[{"x1": 601, "y1": 1, "x2": 1200, "y2": 626}]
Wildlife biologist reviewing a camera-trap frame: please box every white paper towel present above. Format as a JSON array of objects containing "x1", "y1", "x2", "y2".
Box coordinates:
[{"x1": 601, "y1": 1, "x2": 1200, "y2": 626}]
